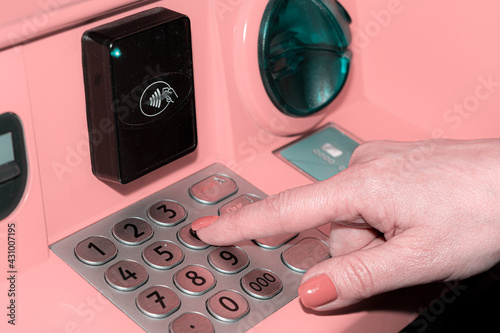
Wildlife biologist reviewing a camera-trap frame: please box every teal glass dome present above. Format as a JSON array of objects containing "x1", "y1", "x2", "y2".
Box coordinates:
[{"x1": 259, "y1": 0, "x2": 352, "y2": 117}]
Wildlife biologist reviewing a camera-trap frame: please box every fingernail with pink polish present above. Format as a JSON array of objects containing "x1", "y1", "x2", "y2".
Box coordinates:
[
  {"x1": 191, "y1": 215, "x2": 218, "y2": 231},
  {"x1": 298, "y1": 274, "x2": 338, "y2": 309}
]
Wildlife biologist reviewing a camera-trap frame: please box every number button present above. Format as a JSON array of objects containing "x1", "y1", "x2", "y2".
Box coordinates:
[
  {"x1": 177, "y1": 224, "x2": 210, "y2": 250},
  {"x1": 75, "y1": 236, "x2": 117, "y2": 266},
  {"x1": 282, "y1": 237, "x2": 330, "y2": 272},
  {"x1": 105, "y1": 260, "x2": 148, "y2": 291},
  {"x1": 136, "y1": 285, "x2": 180, "y2": 318},
  {"x1": 241, "y1": 269, "x2": 282, "y2": 299},
  {"x1": 148, "y1": 200, "x2": 187, "y2": 227},
  {"x1": 174, "y1": 265, "x2": 216, "y2": 296},
  {"x1": 142, "y1": 241, "x2": 184, "y2": 270},
  {"x1": 112, "y1": 218, "x2": 153, "y2": 245},
  {"x1": 170, "y1": 312, "x2": 214, "y2": 333},
  {"x1": 254, "y1": 232, "x2": 298, "y2": 249},
  {"x1": 207, "y1": 290, "x2": 249, "y2": 323},
  {"x1": 208, "y1": 246, "x2": 249, "y2": 274},
  {"x1": 189, "y1": 174, "x2": 237, "y2": 204}
]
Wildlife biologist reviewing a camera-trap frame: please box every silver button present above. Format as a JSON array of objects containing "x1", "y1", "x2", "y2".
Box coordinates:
[
  {"x1": 241, "y1": 268, "x2": 282, "y2": 299},
  {"x1": 136, "y1": 285, "x2": 180, "y2": 318},
  {"x1": 254, "y1": 232, "x2": 298, "y2": 249},
  {"x1": 105, "y1": 260, "x2": 148, "y2": 291},
  {"x1": 174, "y1": 265, "x2": 216, "y2": 296},
  {"x1": 189, "y1": 174, "x2": 237, "y2": 204},
  {"x1": 207, "y1": 290, "x2": 249, "y2": 323},
  {"x1": 218, "y1": 194, "x2": 260, "y2": 215},
  {"x1": 112, "y1": 218, "x2": 153, "y2": 245},
  {"x1": 148, "y1": 200, "x2": 187, "y2": 226},
  {"x1": 142, "y1": 240, "x2": 184, "y2": 270},
  {"x1": 75, "y1": 236, "x2": 117, "y2": 266},
  {"x1": 170, "y1": 312, "x2": 214, "y2": 333},
  {"x1": 177, "y1": 224, "x2": 210, "y2": 250},
  {"x1": 208, "y1": 246, "x2": 249, "y2": 274},
  {"x1": 282, "y1": 237, "x2": 330, "y2": 272}
]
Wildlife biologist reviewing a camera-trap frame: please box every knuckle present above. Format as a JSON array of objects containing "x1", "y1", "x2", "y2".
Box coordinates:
[
  {"x1": 339, "y1": 254, "x2": 377, "y2": 300},
  {"x1": 263, "y1": 190, "x2": 293, "y2": 219}
]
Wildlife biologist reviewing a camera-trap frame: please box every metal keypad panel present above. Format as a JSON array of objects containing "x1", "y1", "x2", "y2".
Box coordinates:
[{"x1": 51, "y1": 163, "x2": 330, "y2": 333}]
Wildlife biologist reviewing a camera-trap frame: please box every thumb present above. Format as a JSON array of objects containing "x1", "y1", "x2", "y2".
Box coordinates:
[{"x1": 298, "y1": 232, "x2": 437, "y2": 311}]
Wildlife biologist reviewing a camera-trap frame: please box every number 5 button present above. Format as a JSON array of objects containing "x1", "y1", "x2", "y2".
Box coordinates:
[
  {"x1": 75, "y1": 236, "x2": 117, "y2": 266},
  {"x1": 142, "y1": 241, "x2": 184, "y2": 270}
]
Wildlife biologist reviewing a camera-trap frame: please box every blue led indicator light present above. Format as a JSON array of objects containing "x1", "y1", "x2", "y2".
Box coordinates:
[{"x1": 111, "y1": 48, "x2": 122, "y2": 57}]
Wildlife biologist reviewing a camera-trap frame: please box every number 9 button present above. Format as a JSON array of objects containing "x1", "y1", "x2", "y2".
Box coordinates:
[{"x1": 208, "y1": 246, "x2": 249, "y2": 274}]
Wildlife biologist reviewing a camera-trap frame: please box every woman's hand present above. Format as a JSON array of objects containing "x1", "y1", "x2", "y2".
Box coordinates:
[{"x1": 193, "y1": 139, "x2": 500, "y2": 311}]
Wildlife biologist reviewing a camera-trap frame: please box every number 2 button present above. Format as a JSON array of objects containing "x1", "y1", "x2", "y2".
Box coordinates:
[{"x1": 113, "y1": 218, "x2": 153, "y2": 245}]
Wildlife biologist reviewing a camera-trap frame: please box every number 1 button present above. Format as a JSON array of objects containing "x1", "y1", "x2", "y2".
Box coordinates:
[{"x1": 75, "y1": 236, "x2": 117, "y2": 266}]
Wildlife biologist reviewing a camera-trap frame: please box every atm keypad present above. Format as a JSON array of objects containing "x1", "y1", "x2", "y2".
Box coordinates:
[{"x1": 51, "y1": 164, "x2": 329, "y2": 332}]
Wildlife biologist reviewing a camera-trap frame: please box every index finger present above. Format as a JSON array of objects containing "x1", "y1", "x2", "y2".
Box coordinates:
[{"x1": 194, "y1": 172, "x2": 364, "y2": 245}]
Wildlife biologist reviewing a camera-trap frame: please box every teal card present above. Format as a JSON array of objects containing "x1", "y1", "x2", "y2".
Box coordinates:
[{"x1": 278, "y1": 125, "x2": 359, "y2": 181}]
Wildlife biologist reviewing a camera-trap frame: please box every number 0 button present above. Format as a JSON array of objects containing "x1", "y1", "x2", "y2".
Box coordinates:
[
  {"x1": 105, "y1": 260, "x2": 148, "y2": 291},
  {"x1": 241, "y1": 269, "x2": 282, "y2": 299},
  {"x1": 207, "y1": 290, "x2": 249, "y2": 323},
  {"x1": 174, "y1": 265, "x2": 216, "y2": 296},
  {"x1": 75, "y1": 236, "x2": 117, "y2": 266},
  {"x1": 112, "y1": 218, "x2": 153, "y2": 245}
]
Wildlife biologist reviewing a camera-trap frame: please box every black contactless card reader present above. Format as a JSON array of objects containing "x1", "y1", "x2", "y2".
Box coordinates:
[
  {"x1": 82, "y1": 7, "x2": 197, "y2": 184},
  {"x1": 0, "y1": 112, "x2": 28, "y2": 220}
]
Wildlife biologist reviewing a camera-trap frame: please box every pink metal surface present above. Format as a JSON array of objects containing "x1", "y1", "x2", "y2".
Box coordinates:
[{"x1": 1, "y1": 0, "x2": 498, "y2": 332}]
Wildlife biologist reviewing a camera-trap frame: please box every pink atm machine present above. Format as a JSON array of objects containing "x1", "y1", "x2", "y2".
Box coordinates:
[{"x1": 1, "y1": 0, "x2": 499, "y2": 332}]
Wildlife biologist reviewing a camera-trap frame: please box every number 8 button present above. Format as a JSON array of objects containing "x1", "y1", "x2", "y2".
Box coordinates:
[
  {"x1": 174, "y1": 265, "x2": 216, "y2": 296},
  {"x1": 241, "y1": 268, "x2": 282, "y2": 299}
]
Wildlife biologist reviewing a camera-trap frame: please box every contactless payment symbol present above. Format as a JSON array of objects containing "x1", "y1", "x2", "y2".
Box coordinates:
[{"x1": 140, "y1": 81, "x2": 178, "y2": 117}]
